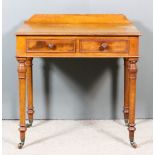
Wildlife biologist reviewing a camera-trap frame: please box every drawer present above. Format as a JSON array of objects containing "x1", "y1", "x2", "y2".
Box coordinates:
[
  {"x1": 80, "y1": 38, "x2": 129, "y2": 53},
  {"x1": 27, "y1": 39, "x2": 76, "y2": 53}
]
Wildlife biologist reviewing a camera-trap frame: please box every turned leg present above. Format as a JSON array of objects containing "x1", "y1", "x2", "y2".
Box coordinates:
[
  {"x1": 123, "y1": 58, "x2": 129, "y2": 126},
  {"x1": 26, "y1": 58, "x2": 34, "y2": 127},
  {"x1": 128, "y1": 58, "x2": 138, "y2": 148},
  {"x1": 17, "y1": 57, "x2": 27, "y2": 149}
]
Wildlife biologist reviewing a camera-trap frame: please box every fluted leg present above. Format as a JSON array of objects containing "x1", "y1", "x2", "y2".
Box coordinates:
[
  {"x1": 123, "y1": 58, "x2": 129, "y2": 126},
  {"x1": 17, "y1": 57, "x2": 27, "y2": 149},
  {"x1": 128, "y1": 58, "x2": 138, "y2": 148},
  {"x1": 26, "y1": 58, "x2": 34, "y2": 127}
]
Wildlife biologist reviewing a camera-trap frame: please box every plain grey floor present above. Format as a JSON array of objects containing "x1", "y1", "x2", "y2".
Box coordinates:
[{"x1": 2, "y1": 119, "x2": 153, "y2": 155}]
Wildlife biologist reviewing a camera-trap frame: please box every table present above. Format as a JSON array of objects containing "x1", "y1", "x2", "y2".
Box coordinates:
[{"x1": 16, "y1": 14, "x2": 141, "y2": 149}]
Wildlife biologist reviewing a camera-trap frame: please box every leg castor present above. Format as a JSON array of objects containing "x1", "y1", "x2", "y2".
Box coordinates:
[
  {"x1": 18, "y1": 140, "x2": 25, "y2": 149},
  {"x1": 26, "y1": 120, "x2": 33, "y2": 128},
  {"x1": 130, "y1": 141, "x2": 137, "y2": 148}
]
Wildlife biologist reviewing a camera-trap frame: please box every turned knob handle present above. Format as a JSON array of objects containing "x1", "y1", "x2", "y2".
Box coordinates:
[
  {"x1": 99, "y1": 43, "x2": 108, "y2": 51},
  {"x1": 48, "y1": 43, "x2": 55, "y2": 49}
]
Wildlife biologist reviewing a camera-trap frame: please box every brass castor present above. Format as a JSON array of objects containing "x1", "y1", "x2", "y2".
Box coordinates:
[
  {"x1": 124, "y1": 119, "x2": 129, "y2": 126},
  {"x1": 18, "y1": 141, "x2": 24, "y2": 149},
  {"x1": 130, "y1": 141, "x2": 137, "y2": 148},
  {"x1": 26, "y1": 120, "x2": 33, "y2": 128}
]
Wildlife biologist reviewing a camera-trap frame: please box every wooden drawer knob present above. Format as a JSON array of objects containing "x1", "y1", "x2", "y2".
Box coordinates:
[
  {"x1": 99, "y1": 43, "x2": 108, "y2": 51},
  {"x1": 48, "y1": 43, "x2": 56, "y2": 49}
]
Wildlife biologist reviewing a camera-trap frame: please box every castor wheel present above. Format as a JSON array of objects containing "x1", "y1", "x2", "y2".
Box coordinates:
[
  {"x1": 26, "y1": 120, "x2": 33, "y2": 128},
  {"x1": 18, "y1": 141, "x2": 24, "y2": 149},
  {"x1": 130, "y1": 141, "x2": 137, "y2": 148},
  {"x1": 26, "y1": 122, "x2": 32, "y2": 128}
]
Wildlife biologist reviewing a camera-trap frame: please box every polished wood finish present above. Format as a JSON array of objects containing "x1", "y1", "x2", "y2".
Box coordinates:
[
  {"x1": 17, "y1": 57, "x2": 27, "y2": 148},
  {"x1": 80, "y1": 38, "x2": 129, "y2": 53},
  {"x1": 124, "y1": 58, "x2": 129, "y2": 125},
  {"x1": 16, "y1": 14, "x2": 140, "y2": 36},
  {"x1": 25, "y1": 14, "x2": 131, "y2": 24},
  {"x1": 128, "y1": 58, "x2": 138, "y2": 148},
  {"x1": 16, "y1": 36, "x2": 138, "y2": 58},
  {"x1": 27, "y1": 39, "x2": 76, "y2": 53},
  {"x1": 16, "y1": 14, "x2": 140, "y2": 149},
  {"x1": 26, "y1": 58, "x2": 34, "y2": 127}
]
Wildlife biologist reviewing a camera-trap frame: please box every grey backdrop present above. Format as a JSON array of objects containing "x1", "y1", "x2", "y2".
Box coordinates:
[{"x1": 3, "y1": 0, "x2": 153, "y2": 119}]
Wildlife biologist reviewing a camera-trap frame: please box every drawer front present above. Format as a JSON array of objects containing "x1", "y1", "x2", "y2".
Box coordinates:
[
  {"x1": 27, "y1": 39, "x2": 76, "y2": 53},
  {"x1": 80, "y1": 38, "x2": 129, "y2": 53}
]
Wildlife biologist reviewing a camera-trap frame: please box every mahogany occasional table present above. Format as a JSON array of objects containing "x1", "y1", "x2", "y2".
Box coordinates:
[{"x1": 16, "y1": 14, "x2": 141, "y2": 149}]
